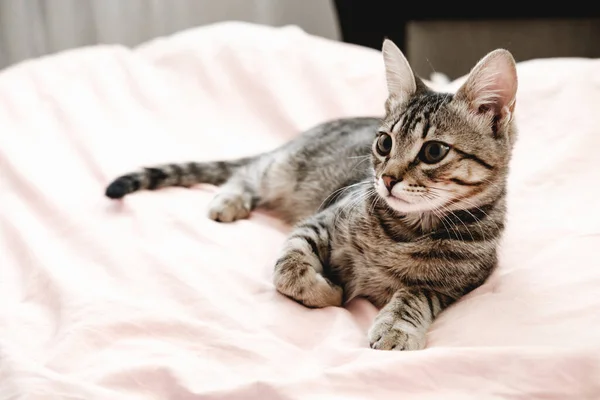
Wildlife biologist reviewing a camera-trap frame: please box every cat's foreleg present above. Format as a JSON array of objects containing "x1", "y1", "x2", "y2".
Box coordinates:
[
  {"x1": 368, "y1": 287, "x2": 454, "y2": 350},
  {"x1": 273, "y1": 218, "x2": 342, "y2": 308}
]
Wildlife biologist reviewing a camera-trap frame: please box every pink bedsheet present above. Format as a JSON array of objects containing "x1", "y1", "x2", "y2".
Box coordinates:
[{"x1": 1, "y1": 22, "x2": 599, "y2": 399}]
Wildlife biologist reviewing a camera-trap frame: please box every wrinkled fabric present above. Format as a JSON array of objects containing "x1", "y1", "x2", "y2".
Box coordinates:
[{"x1": 0, "y1": 22, "x2": 599, "y2": 400}]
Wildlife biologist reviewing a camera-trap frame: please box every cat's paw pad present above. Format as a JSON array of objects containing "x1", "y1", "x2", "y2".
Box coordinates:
[
  {"x1": 208, "y1": 193, "x2": 251, "y2": 222},
  {"x1": 368, "y1": 318, "x2": 426, "y2": 351}
]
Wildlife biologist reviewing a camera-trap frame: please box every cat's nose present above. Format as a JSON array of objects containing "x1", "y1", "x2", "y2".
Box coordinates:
[{"x1": 382, "y1": 175, "x2": 401, "y2": 193}]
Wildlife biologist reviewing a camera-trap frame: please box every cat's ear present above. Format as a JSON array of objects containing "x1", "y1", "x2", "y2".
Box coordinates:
[
  {"x1": 455, "y1": 49, "x2": 518, "y2": 121},
  {"x1": 382, "y1": 39, "x2": 417, "y2": 102}
]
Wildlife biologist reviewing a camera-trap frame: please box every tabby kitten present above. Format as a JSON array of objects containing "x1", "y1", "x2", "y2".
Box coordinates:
[{"x1": 106, "y1": 40, "x2": 517, "y2": 350}]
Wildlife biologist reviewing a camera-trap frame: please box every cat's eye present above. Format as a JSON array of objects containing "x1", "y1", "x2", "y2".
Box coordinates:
[
  {"x1": 376, "y1": 133, "x2": 393, "y2": 156},
  {"x1": 418, "y1": 141, "x2": 450, "y2": 164}
]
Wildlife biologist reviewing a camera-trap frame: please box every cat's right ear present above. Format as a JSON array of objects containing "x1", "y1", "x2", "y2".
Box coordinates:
[
  {"x1": 382, "y1": 39, "x2": 417, "y2": 103},
  {"x1": 455, "y1": 49, "x2": 518, "y2": 121}
]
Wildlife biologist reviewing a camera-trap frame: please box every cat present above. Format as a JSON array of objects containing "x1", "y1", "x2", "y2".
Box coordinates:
[{"x1": 105, "y1": 40, "x2": 517, "y2": 351}]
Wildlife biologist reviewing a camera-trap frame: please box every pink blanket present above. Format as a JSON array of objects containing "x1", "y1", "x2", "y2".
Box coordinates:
[{"x1": 1, "y1": 22, "x2": 599, "y2": 399}]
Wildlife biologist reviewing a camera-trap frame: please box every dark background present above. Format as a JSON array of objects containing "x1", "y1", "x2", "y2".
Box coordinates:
[{"x1": 334, "y1": 1, "x2": 600, "y2": 79}]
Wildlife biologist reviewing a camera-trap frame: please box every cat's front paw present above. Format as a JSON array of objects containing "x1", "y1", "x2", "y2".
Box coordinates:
[{"x1": 368, "y1": 315, "x2": 426, "y2": 351}]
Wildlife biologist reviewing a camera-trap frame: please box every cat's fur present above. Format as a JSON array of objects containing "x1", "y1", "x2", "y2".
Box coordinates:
[{"x1": 105, "y1": 40, "x2": 518, "y2": 350}]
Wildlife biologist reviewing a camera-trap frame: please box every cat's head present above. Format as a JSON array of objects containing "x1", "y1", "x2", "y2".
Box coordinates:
[{"x1": 372, "y1": 40, "x2": 518, "y2": 215}]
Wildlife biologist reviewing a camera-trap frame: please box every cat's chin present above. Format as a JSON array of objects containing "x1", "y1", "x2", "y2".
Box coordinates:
[
  {"x1": 380, "y1": 194, "x2": 436, "y2": 214},
  {"x1": 374, "y1": 185, "x2": 436, "y2": 214}
]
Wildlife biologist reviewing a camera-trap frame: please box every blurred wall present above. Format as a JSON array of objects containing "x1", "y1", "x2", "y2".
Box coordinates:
[
  {"x1": 408, "y1": 18, "x2": 600, "y2": 79},
  {"x1": 0, "y1": 0, "x2": 340, "y2": 69}
]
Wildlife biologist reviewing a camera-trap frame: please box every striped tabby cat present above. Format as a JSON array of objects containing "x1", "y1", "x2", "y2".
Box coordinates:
[{"x1": 105, "y1": 40, "x2": 517, "y2": 350}]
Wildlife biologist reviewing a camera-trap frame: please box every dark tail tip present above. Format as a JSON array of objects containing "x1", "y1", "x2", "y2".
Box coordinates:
[{"x1": 105, "y1": 178, "x2": 132, "y2": 199}]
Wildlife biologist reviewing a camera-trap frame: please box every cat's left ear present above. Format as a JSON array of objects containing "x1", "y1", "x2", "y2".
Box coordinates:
[
  {"x1": 455, "y1": 49, "x2": 518, "y2": 123},
  {"x1": 382, "y1": 39, "x2": 417, "y2": 102}
]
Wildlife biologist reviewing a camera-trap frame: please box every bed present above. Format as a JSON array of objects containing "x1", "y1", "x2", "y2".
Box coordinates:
[{"x1": 1, "y1": 22, "x2": 599, "y2": 399}]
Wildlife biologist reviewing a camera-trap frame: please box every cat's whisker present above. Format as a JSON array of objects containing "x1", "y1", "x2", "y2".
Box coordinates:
[
  {"x1": 432, "y1": 188, "x2": 502, "y2": 236},
  {"x1": 426, "y1": 184, "x2": 503, "y2": 237},
  {"x1": 422, "y1": 192, "x2": 465, "y2": 241},
  {"x1": 431, "y1": 197, "x2": 475, "y2": 242},
  {"x1": 333, "y1": 188, "x2": 374, "y2": 229},
  {"x1": 445, "y1": 206, "x2": 477, "y2": 241},
  {"x1": 317, "y1": 180, "x2": 370, "y2": 211},
  {"x1": 349, "y1": 156, "x2": 373, "y2": 174},
  {"x1": 427, "y1": 185, "x2": 452, "y2": 192},
  {"x1": 450, "y1": 196, "x2": 502, "y2": 235},
  {"x1": 416, "y1": 204, "x2": 459, "y2": 283},
  {"x1": 428, "y1": 176, "x2": 503, "y2": 193},
  {"x1": 422, "y1": 195, "x2": 449, "y2": 233},
  {"x1": 339, "y1": 191, "x2": 375, "y2": 230},
  {"x1": 434, "y1": 213, "x2": 456, "y2": 243},
  {"x1": 369, "y1": 191, "x2": 382, "y2": 215}
]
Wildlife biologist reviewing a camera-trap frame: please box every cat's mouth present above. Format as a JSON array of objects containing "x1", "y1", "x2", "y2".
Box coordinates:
[
  {"x1": 376, "y1": 184, "x2": 446, "y2": 214},
  {"x1": 387, "y1": 193, "x2": 412, "y2": 205},
  {"x1": 379, "y1": 191, "x2": 427, "y2": 213},
  {"x1": 374, "y1": 178, "x2": 448, "y2": 213},
  {"x1": 382, "y1": 193, "x2": 439, "y2": 214}
]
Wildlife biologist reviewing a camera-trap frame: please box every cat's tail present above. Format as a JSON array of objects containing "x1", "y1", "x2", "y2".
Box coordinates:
[{"x1": 105, "y1": 158, "x2": 252, "y2": 199}]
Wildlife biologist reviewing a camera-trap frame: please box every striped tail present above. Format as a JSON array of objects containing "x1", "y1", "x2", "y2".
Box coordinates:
[{"x1": 105, "y1": 159, "x2": 249, "y2": 199}]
